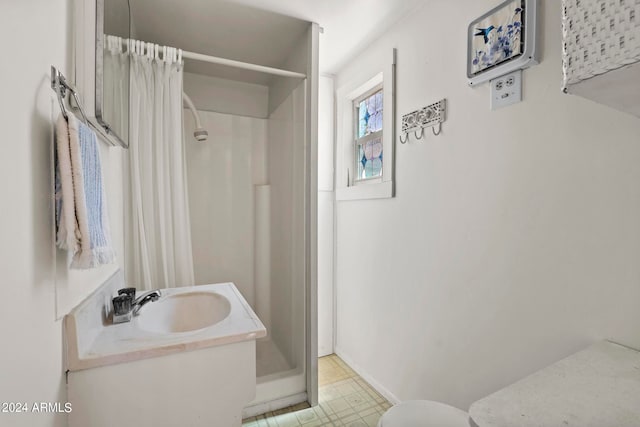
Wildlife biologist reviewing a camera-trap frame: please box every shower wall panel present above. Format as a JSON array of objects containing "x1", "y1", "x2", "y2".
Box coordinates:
[
  {"x1": 184, "y1": 110, "x2": 267, "y2": 308},
  {"x1": 267, "y1": 83, "x2": 306, "y2": 369}
]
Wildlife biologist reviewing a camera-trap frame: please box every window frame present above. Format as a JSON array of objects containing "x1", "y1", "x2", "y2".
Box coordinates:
[{"x1": 335, "y1": 48, "x2": 396, "y2": 201}]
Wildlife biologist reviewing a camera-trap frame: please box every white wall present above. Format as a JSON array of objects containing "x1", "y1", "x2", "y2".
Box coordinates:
[
  {"x1": 318, "y1": 75, "x2": 335, "y2": 357},
  {"x1": 0, "y1": 1, "x2": 124, "y2": 426},
  {"x1": 334, "y1": 0, "x2": 640, "y2": 410}
]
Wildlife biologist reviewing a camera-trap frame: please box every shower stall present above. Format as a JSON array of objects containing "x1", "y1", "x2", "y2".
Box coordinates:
[
  {"x1": 113, "y1": 0, "x2": 320, "y2": 415},
  {"x1": 177, "y1": 23, "x2": 319, "y2": 416}
]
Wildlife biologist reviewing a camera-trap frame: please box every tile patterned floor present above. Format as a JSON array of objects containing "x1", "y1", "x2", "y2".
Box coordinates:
[{"x1": 243, "y1": 354, "x2": 391, "y2": 427}]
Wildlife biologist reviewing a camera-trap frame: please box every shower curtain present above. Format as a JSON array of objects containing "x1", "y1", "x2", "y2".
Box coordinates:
[{"x1": 125, "y1": 44, "x2": 195, "y2": 290}]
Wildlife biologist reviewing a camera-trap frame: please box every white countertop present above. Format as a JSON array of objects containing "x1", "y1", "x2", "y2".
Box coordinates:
[
  {"x1": 65, "y1": 281, "x2": 266, "y2": 371},
  {"x1": 469, "y1": 341, "x2": 640, "y2": 427}
]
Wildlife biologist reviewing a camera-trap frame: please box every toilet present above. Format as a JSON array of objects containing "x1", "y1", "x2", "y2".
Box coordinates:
[{"x1": 377, "y1": 400, "x2": 469, "y2": 427}]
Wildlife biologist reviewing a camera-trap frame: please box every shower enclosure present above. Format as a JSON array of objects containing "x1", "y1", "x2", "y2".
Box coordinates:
[{"x1": 175, "y1": 21, "x2": 319, "y2": 416}]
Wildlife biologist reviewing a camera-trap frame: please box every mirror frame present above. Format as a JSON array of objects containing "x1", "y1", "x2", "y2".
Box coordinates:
[{"x1": 95, "y1": 0, "x2": 130, "y2": 148}]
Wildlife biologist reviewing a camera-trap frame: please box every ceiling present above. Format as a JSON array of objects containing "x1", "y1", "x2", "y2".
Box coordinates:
[
  {"x1": 225, "y1": 0, "x2": 424, "y2": 74},
  {"x1": 130, "y1": 0, "x2": 423, "y2": 84}
]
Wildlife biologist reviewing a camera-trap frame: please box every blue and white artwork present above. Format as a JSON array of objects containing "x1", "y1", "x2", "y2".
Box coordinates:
[{"x1": 471, "y1": 1, "x2": 523, "y2": 74}]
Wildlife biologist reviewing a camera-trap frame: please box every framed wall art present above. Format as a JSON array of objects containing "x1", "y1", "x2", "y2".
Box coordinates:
[{"x1": 467, "y1": 0, "x2": 539, "y2": 86}]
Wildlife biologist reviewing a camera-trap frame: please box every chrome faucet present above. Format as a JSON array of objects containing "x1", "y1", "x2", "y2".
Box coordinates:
[
  {"x1": 132, "y1": 290, "x2": 162, "y2": 316},
  {"x1": 112, "y1": 288, "x2": 161, "y2": 323}
]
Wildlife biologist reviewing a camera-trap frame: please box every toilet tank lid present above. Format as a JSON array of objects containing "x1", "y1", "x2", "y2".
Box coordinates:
[{"x1": 379, "y1": 400, "x2": 469, "y2": 427}]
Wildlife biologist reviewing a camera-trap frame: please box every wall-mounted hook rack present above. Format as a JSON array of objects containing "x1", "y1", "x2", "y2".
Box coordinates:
[{"x1": 399, "y1": 99, "x2": 446, "y2": 144}]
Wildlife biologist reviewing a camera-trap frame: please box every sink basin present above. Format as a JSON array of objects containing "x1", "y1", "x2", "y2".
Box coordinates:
[
  {"x1": 65, "y1": 277, "x2": 266, "y2": 372},
  {"x1": 136, "y1": 291, "x2": 231, "y2": 334}
]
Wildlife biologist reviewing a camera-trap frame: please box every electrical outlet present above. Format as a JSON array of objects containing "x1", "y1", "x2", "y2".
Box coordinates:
[{"x1": 490, "y1": 70, "x2": 522, "y2": 110}]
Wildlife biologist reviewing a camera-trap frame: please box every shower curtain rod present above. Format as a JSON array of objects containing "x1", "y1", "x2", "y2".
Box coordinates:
[
  {"x1": 181, "y1": 50, "x2": 307, "y2": 79},
  {"x1": 113, "y1": 36, "x2": 306, "y2": 79}
]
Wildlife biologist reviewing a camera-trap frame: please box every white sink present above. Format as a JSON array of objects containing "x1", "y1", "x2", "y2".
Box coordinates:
[
  {"x1": 65, "y1": 278, "x2": 265, "y2": 371},
  {"x1": 136, "y1": 291, "x2": 231, "y2": 334}
]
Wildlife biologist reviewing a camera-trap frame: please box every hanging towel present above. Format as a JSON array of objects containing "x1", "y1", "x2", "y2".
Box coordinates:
[
  {"x1": 55, "y1": 113, "x2": 116, "y2": 269},
  {"x1": 55, "y1": 114, "x2": 78, "y2": 252}
]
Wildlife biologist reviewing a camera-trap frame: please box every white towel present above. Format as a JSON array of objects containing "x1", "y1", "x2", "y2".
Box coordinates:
[
  {"x1": 55, "y1": 113, "x2": 115, "y2": 269},
  {"x1": 55, "y1": 114, "x2": 79, "y2": 252}
]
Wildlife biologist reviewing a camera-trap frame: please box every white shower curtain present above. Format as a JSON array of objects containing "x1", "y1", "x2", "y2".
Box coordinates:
[{"x1": 126, "y1": 44, "x2": 195, "y2": 290}]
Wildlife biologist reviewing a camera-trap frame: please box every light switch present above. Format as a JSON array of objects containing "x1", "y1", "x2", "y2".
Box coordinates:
[{"x1": 490, "y1": 70, "x2": 522, "y2": 110}]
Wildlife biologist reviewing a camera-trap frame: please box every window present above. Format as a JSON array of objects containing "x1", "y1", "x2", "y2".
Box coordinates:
[
  {"x1": 354, "y1": 86, "x2": 383, "y2": 182},
  {"x1": 335, "y1": 48, "x2": 395, "y2": 201}
]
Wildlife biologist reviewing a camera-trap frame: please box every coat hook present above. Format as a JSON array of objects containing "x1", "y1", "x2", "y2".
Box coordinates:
[
  {"x1": 414, "y1": 128, "x2": 424, "y2": 140},
  {"x1": 432, "y1": 122, "x2": 442, "y2": 136},
  {"x1": 399, "y1": 132, "x2": 409, "y2": 144}
]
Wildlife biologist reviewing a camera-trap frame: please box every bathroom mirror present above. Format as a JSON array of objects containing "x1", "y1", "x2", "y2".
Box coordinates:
[{"x1": 96, "y1": 0, "x2": 130, "y2": 147}]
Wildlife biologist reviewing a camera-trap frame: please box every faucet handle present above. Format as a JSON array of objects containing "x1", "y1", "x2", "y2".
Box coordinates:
[
  {"x1": 112, "y1": 295, "x2": 133, "y2": 316},
  {"x1": 112, "y1": 294, "x2": 134, "y2": 324},
  {"x1": 117, "y1": 287, "x2": 136, "y2": 300}
]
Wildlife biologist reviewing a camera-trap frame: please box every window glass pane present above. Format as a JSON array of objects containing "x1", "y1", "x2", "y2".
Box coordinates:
[
  {"x1": 358, "y1": 100, "x2": 367, "y2": 137},
  {"x1": 367, "y1": 97, "x2": 376, "y2": 115},
  {"x1": 356, "y1": 137, "x2": 383, "y2": 180},
  {"x1": 356, "y1": 90, "x2": 383, "y2": 138},
  {"x1": 375, "y1": 92, "x2": 383, "y2": 111},
  {"x1": 356, "y1": 144, "x2": 365, "y2": 178}
]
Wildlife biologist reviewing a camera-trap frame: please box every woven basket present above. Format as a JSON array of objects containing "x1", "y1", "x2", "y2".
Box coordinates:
[{"x1": 562, "y1": 0, "x2": 640, "y2": 89}]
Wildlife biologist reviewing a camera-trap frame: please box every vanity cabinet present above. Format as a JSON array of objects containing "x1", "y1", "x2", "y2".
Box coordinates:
[
  {"x1": 562, "y1": 0, "x2": 640, "y2": 117},
  {"x1": 68, "y1": 341, "x2": 256, "y2": 427},
  {"x1": 64, "y1": 272, "x2": 266, "y2": 427}
]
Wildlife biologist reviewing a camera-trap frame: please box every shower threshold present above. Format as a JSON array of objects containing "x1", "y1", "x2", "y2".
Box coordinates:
[{"x1": 245, "y1": 339, "x2": 306, "y2": 418}]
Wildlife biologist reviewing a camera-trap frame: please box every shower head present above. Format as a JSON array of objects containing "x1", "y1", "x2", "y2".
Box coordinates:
[
  {"x1": 183, "y1": 92, "x2": 208, "y2": 142},
  {"x1": 194, "y1": 128, "x2": 208, "y2": 142}
]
